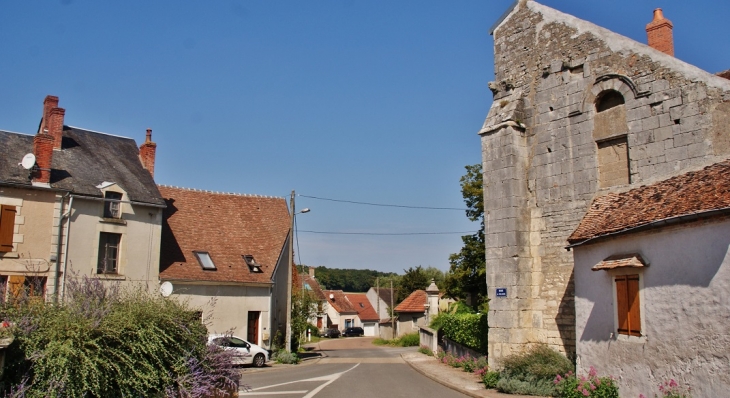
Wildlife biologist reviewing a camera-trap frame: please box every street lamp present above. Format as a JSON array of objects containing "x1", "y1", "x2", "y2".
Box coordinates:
[{"x1": 285, "y1": 190, "x2": 310, "y2": 352}]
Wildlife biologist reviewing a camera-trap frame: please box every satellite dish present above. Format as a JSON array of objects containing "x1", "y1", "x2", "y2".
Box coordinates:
[
  {"x1": 159, "y1": 282, "x2": 173, "y2": 297},
  {"x1": 20, "y1": 153, "x2": 36, "y2": 170},
  {"x1": 329, "y1": 293, "x2": 334, "y2": 300}
]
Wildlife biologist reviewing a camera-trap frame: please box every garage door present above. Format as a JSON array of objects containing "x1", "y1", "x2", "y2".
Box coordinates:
[{"x1": 363, "y1": 323, "x2": 376, "y2": 336}]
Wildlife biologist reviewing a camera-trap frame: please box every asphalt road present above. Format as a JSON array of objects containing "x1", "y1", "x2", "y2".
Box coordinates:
[{"x1": 239, "y1": 337, "x2": 468, "y2": 397}]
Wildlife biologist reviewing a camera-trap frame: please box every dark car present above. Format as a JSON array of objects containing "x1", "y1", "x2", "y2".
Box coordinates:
[
  {"x1": 323, "y1": 328, "x2": 341, "y2": 338},
  {"x1": 342, "y1": 327, "x2": 364, "y2": 337}
]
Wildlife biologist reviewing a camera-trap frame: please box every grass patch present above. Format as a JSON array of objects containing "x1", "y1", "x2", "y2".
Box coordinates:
[{"x1": 371, "y1": 332, "x2": 420, "y2": 347}]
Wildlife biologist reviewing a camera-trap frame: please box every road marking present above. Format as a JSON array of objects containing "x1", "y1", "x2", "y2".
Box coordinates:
[
  {"x1": 243, "y1": 363, "x2": 360, "y2": 397},
  {"x1": 317, "y1": 358, "x2": 403, "y2": 364}
]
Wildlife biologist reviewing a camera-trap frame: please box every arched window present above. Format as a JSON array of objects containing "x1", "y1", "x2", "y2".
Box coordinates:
[{"x1": 594, "y1": 89, "x2": 629, "y2": 188}]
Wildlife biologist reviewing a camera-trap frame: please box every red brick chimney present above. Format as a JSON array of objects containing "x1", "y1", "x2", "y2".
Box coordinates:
[
  {"x1": 33, "y1": 130, "x2": 54, "y2": 184},
  {"x1": 646, "y1": 8, "x2": 674, "y2": 56},
  {"x1": 40, "y1": 95, "x2": 66, "y2": 149},
  {"x1": 139, "y1": 128, "x2": 157, "y2": 178}
]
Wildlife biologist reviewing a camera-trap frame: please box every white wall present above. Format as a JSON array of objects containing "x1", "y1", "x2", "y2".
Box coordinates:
[{"x1": 573, "y1": 218, "x2": 730, "y2": 397}]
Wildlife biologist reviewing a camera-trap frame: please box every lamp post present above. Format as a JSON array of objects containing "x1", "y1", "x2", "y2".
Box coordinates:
[{"x1": 285, "y1": 190, "x2": 309, "y2": 352}]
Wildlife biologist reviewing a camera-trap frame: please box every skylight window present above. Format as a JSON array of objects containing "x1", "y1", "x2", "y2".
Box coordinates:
[
  {"x1": 193, "y1": 251, "x2": 216, "y2": 270},
  {"x1": 242, "y1": 255, "x2": 262, "y2": 273}
]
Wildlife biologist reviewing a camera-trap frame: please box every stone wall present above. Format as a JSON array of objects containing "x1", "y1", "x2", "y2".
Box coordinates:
[{"x1": 480, "y1": 0, "x2": 730, "y2": 367}]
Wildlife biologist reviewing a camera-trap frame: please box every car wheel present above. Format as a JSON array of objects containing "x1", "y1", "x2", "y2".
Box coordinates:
[{"x1": 253, "y1": 353, "x2": 265, "y2": 368}]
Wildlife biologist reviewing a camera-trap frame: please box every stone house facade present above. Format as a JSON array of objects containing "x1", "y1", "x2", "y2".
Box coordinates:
[
  {"x1": 480, "y1": 1, "x2": 730, "y2": 367},
  {"x1": 0, "y1": 95, "x2": 164, "y2": 301}
]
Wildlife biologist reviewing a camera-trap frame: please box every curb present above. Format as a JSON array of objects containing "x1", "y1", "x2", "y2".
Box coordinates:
[{"x1": 401, "y1": 353, "x2": 485, "y2": 398}]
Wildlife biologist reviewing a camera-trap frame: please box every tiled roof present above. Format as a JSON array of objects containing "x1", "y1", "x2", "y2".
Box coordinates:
[
  {"x1": 0, "y1": 128, "x2": 164, "y2": 205},
  {"x1": 302, "y1": 275, "x2": 326, "y2": 301},
  {"x1": 569, "y1": 160, "x2": 730, "y2": 245},
  {"x1": 158, "y1": 185, "x2": 290, "y2": 284},
  {"x1": 394, "y1": 290, "x2": 427, "y2": 313},
  {"x1": 323, "y1": 290, "x2": 357, "y2": 314},
  {"x1": 592, "y1": 254, "x2": 648, "y2": 271},
  {"x1": 345, "y1": 293, "x2": 379, "y2": 322}
]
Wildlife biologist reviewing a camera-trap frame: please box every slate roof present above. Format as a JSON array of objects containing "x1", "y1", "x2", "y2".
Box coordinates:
[
  {"x1": 158, "y1": 185, "x2": 290, "y2": 284},
  {"x1": 568, "y1": 160, "x2": 730, "y2": 245},
  {"x1": 302, "y1": 274, "x2": 326, "y2": 301},
  {"x1": 394, "y1": 290, "x2": 427, "y2": 313},
  {"x1": 0, "y1": 128, "x2": 164, "y2": 206},
  {"x1": 323, "y1": 290, "x2": 357, "y2": 314},
  {"x1": 372, "y1": 287, "x2": 394, "y2": 306},
  {"x1": 345, "y1": 293, "x2": 379, "y2": 322}
]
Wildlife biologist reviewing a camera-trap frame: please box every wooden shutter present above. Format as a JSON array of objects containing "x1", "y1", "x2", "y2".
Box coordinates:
[
  {"x1": 0, "y1": 205, "x2": 17, "y2": 252},
  {"x1": 627, "y1": 275, "x2": 641, "y2": 336},
  {"x1": 616, "y1": 274, "x2": 641, "y2": 336},
  {"x1": 8, "y1": 275, "x2": 25, "y2": 300}
]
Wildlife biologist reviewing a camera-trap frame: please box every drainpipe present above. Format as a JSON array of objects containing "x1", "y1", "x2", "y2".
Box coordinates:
[
  {"x1": 60, "y1": 195, "x2": 74, "y2": 302},
  {"x1": 54, "y1": 193, "x2": 70, "y2": 303}
]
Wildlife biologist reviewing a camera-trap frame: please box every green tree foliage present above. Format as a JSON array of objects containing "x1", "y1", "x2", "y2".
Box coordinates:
[
  {"x1": 0, "y1": 275, "x2": 239, "y2": 397},
  {"x1": 431, "y1": 313, "x2": 488, "y2": 354},
  {"x1": 290, "y1": 288, "x2": 318, "y2": 350},
  {"x1": 396, "y1": 266, "x2": 429, "y2": 302},
  {"x1": 444, "y1": 164, "x2": 487, "y2": 310},
  {"x1": 305, "y1": 266, "x2": 397, "y2": 292},
  {"x1": 422, "y1": 266, "x2": 445, "y2": 287}
]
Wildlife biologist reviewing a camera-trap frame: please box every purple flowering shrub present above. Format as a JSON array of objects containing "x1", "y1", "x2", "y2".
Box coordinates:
[
  {"x1": 554, "y1": 366, "x2": 619, "y2": 398},
  {"x1": 0, "y1": 274, "x2": 240, "y2": 397},
  {"x1": 639, "y1": 379, "x2": 692, "y2": 398}
]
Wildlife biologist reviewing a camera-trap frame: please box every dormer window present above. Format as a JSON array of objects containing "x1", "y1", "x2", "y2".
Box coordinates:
[
  {"x1": 193, "y1": 251, "x2": 216, "y2": 270},
  {"x1": 103, "y1": 191, "x2": 123, "y2": 218},
  {"x1": 243, "y1": 255, "x2": 262, "y2": 273}
]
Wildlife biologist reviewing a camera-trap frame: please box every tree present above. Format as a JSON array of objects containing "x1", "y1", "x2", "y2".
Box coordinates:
[
  {"x1": 444, "y1": 164, "x2": 487, "y2": 310},
  {"x1": 396, "y1": 265, "x2": 429, "y2": 303},
  {"x1": 422, "y1": 266, "x2": 446, "y2": 287}
]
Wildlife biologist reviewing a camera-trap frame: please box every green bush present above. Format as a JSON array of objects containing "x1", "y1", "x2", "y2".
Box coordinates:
[
  {"x1": 417, "y1": 345, "x2": 433, "y2": 356},
  {"x1": 495, "y1": 344, "x2": 574, "y2": 396},
  {"x1": 398, "y1": 332, "x2": 420, "y2": 347},
  {"x1": 0, "y1": 275, "x2": 239, "y2": 397},
  {"x1": 482, "y1": 371, "x2": 500, "y2": 388},
  {"x1": 272, "y1": 350, "x2": 300, "y2": 365},
  {"x1": 437, "y1": 313, "x2": 488, "y2": 353}
]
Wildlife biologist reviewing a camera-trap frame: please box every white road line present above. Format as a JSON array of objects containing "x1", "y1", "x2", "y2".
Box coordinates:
[{"x1": 243, "y1": 363, "x2": 360, "y2": 397}]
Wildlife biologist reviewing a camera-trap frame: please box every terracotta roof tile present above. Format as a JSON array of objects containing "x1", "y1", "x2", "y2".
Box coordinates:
[
  {"x1": 302, "y1": 275, "x2": 326, "y2": 301},
  {"x1": 569, "y1": 160, "x2": 730, "y2": 244},
  {"x1": 394, "y1": 290, "x2": 427, "y2": 313},
  {"x1": 591, "y1": 253, "x2": 648, "y2": 271},
  {"x1": 345, "y1": 293, "x2": 379, "y2": 322},
  {"x1": 158, "y1": 185, "x2": 290, "y2": 284},
  {"x1": 323, "y1": 290, "x2": 357, "y2": 314}
]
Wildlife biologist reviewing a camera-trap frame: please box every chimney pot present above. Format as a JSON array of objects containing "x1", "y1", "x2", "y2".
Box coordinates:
[{"x1": 646, "y1": 8, "x2": 674, "y2": 57}]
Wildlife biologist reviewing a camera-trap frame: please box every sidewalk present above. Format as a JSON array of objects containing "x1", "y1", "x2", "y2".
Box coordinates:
[{"x1": 400, "y1": 351, "x2": 535, "y2": 398}]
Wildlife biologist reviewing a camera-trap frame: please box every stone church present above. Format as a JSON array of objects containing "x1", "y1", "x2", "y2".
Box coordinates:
[{"x1": 480, "y1": 0, "x2": 730, "y2": 368}]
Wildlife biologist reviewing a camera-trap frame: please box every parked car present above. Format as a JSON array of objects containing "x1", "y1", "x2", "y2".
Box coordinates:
[
  {"x1": 323, "y1": 328, "x2": 341, "y2": 338},
  {"x1": 342, "y1": 327, "x2": 364, "y2": 337},
  {"x1": 208, "y1": 334, "x2": 269, "y2": 367}
]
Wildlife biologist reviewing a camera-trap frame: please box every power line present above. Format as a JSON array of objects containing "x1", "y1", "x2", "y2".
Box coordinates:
[
  {"x1": 298, "y1": 194, "x2": 467, "y2": 211},
  {"x1": 298, "y1": 230, "x2": 478, "y2": 236}
]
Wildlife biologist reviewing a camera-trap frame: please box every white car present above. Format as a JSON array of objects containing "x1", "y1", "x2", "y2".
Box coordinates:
[{"x1": 208, "y1": 334, "x2": 270, "y2": 367}]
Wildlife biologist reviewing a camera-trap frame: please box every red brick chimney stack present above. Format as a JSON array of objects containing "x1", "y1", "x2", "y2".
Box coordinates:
[
  {"x1": 139, "y1": 128, "x2": 157, "y2": 178},
  {"x1": 40, "y1": 95, "x2": 66, "y2": 149},
  {"x1": 646, "y1": 8, "x2": 674, "y2": 57},
  {"x1": 33, "y1": 129, "x2": 54, "y2": 184}
]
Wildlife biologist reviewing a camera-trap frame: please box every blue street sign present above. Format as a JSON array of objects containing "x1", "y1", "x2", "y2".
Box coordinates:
[{"x1": 496, "y1": 288, "x2": 507, "y2": 297}]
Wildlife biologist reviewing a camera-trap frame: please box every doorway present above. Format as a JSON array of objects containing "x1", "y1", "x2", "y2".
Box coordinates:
[{"x1": 247, "y1": 311, "x2": 260, "y2": 344}]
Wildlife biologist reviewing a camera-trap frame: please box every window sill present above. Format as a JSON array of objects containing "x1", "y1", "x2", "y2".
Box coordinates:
[
  {"x1": 614, "y1": 333, "x2": 647, "y2": 344},
  {"x1": 96, "y1": 274, "x2": 126, "y2": 280},
  {"x1": 0, "y1": 252, "x2": 19, "y2": 259},
  {"x1": 100, "y1": 218, "x2": 127, "y2": 225}
]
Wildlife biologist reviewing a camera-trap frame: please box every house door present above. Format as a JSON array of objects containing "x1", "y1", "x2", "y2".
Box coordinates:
[
  {"x1": 247, "y1": 311, "x2": 260, "y2": 344},
  {"x1": 316, "y1": 316, "x2": 322, "y2": 329}
]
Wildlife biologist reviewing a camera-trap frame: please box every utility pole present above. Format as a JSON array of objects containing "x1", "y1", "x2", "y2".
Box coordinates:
[
  {"x1": 391, "y1": 279, "x2": 395, "y2": 338},
  {"x1": 285, "y1": 190, "x2": 295, "y2": 352},
  {"x1": 376, "y1": 277, "x2": 380, "y2": 337}
]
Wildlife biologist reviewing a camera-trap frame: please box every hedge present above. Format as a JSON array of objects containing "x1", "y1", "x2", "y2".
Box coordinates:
[{"x1": 438, "y1": 313, "x2": 488, "y2": 353}]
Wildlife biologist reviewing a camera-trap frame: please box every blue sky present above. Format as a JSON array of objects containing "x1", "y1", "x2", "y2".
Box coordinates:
[{"x1": 2, "y1": 1, "x2": 728, "y2": 273}]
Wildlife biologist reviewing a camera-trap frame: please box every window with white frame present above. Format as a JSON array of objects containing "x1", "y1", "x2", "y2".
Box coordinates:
[
  {"x1": 97, "y1": 232, "x2": 121, "y2": 274},
  {"x1": 103, "y1": 191, "x2": 123, "y2": 219}
]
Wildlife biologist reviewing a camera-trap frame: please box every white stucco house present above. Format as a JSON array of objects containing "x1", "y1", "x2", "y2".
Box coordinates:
[
  {"x1": 157, "y1": 185, "x2": 291, "y2": 350},
  {"x1": 568, "y1": 160, "x2": 730, "y2": 397}
]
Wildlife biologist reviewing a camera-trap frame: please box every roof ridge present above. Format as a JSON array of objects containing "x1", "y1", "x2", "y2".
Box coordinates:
[
  {"x1": 157, "y1": 184, "x2": 285, "y2": 199},
  {"x1": 66, "y1": 125, "x2": 133, "y2": 140},
  {"x1": 0, "y1": 130, "x2": 32, "y2": 136}
]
